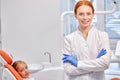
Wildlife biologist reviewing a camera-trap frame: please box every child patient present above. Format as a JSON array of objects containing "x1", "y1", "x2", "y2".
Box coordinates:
[{"x1": 12, "y1": 60, "x2": 35, "y2": 80}]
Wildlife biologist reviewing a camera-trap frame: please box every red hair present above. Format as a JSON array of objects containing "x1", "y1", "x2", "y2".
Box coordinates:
[{"x1": 74, "y1": 0, "x2": 94, "y2": 15}]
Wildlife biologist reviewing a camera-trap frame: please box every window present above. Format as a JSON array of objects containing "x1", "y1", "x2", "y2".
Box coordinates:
[{"x1": 105, "y1": 0, "x2": 120, "y2": 38}]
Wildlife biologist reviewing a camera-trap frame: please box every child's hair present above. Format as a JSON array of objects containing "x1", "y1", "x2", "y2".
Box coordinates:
[{"x1": 12, "y1": 60, "x2": 27, "y2": 71}]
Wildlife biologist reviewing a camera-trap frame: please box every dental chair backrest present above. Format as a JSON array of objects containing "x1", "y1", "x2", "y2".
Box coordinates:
[
  {"x1": 0, "y1": 50, "x2": 13, "y2": 65},
  {"x1": 3, "y1": 64, "x2": 23, "y2": 80},
  {"x1": 0, "y1": 50, "x2": 23, "y2": 80}
]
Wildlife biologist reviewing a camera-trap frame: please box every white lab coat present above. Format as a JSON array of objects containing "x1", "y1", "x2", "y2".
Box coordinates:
[{"x1": 63, "y1": 27, "x2": 111, "y2": 80}]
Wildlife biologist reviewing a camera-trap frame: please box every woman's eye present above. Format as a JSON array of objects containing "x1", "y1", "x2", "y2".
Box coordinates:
[
  {"x1": 87, "y1": 13, "x2": 92, "y2": 16},
  {"x1": 79, "y1": 13, "x2": 83, "y2": 16}
]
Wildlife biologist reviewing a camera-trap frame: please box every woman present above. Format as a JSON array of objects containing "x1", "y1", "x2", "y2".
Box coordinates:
[{"x1": 62, "y1": 0, "x2": 111, "y2": 80}]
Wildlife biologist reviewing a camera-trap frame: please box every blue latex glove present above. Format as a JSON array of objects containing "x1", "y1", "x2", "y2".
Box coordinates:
[
  {"x1": 62, "y1": 54, "x2": 78, "y2": 67},
  {"x1": 62, "y1": 54, "x2": 70, "y2": 61},
  {"x1": 97, "y1": 48, "x2": 107, "y2": 58}
]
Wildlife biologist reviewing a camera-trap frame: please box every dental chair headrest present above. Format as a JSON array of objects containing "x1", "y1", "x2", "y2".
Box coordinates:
[
  {"x1": 0, "y1": 50, "x2": 13, "y2": 65},
  {"x1": 4, "y1": 64, "x2": 23, "y2": 80}
]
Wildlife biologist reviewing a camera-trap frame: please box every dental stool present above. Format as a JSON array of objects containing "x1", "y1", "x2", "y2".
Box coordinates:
[{"x1": 0, "y1": 50, "x2": 23, "y2": 80}]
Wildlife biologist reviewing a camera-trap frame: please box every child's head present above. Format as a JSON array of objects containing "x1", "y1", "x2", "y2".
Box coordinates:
[{"x1": 12, "y1": 60, "x2": 29, "y2": 78}]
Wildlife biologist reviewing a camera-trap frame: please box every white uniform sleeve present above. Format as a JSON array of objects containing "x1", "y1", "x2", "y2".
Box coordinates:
[{"x1": 63, "y1": 63, "x2": 92, "y2": 76}]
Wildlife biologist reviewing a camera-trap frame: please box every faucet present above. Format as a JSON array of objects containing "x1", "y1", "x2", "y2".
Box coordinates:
[{"x1": 44, "y1": 52, "x2": 51, "y2": 63}]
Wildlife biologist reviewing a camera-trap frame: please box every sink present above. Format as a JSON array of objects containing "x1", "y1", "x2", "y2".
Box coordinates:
[{"x1": 28, "y1": 64, "x2": 44, "y2": 74}]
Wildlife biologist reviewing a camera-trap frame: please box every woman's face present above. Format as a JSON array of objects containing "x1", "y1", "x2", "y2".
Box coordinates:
[
  {"x1": 16, "y1": 63, "x2": 29, "y2": 78},
  {"x1": 75, "y1": 5, "x2": 94, "y2": 28}
]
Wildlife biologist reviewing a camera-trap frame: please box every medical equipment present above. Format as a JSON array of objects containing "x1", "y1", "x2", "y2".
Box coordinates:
[
  {"x1": 0, "y1": 50, "x2": 13, "y2": 65},
  {"x1": 3, "y1": 64, "x2": 23, "y2": 80},
  {"x1": 0, "y1": 50, "x2": 23, "y2": 80},
  {"x1": 61, "y1": 0, "x2": 118, "y2": 20}
]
